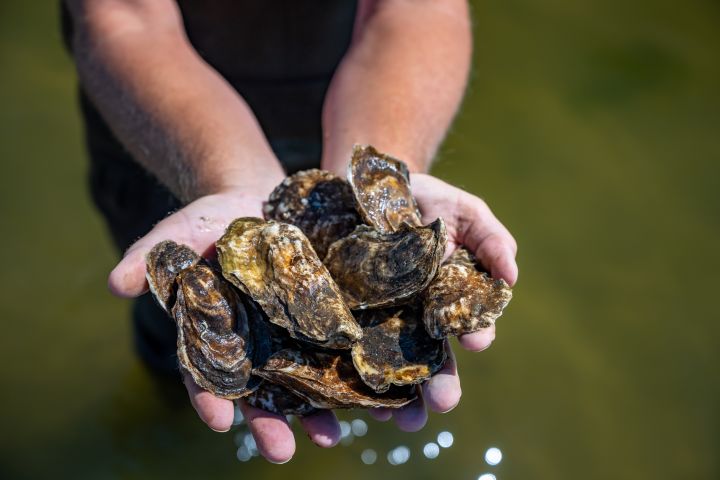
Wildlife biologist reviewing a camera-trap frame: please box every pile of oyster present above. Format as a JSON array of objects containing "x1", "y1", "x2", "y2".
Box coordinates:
[{"x1": 146, "y1": 145, "x2": 512, "y2": 415}]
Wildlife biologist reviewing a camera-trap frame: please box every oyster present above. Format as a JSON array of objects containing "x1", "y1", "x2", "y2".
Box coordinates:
[
  {"x1": 324, "y1": 219, "x2": 447, "y2": 309},
  {"x1": 245, "y1": 382, "x2": 318, "y2": 417},
  {"x1": 348, "y1": 144, "x2": 422, "y2": 233},
  {"x1": 352, "y1": 305, "x2": 446, "y2": 392},
  {"x1": 173, "y1": 263, "x2": 256, "y2": 399},
  {"x1": 146, "y1": 240, "x2": 201, "y2": 313},
  {"x1": 263, "y1": 169, "x2": 361, "y2": 258},
  {"x1": 216, "y1": 218, "x2": 362, "y2": 348},
  {"x1": 256, "y1": 349, "x2": 417, "y2": 409},
  {"x1": 423, "y1": 248, "x2": 513, "y2": 338}
]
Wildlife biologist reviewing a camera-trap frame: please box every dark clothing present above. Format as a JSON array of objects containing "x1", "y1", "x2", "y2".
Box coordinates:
[{"x1": 61, "y1": 1, "x2": 357, "y2": 374}]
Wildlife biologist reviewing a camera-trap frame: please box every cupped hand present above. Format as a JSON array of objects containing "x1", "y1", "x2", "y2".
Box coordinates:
[
  {"x1": 107, "y1": 175, "x2": 517, "y2": 463},
  {"x1": 108, "y1": 188, "x2": 341, "y2": 463},
  {"x1": 365, "y1": 173, "x2": 518, "y2": 430}
]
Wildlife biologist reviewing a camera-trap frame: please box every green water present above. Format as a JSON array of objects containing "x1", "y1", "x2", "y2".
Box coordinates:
[{"x1": 1, "y1": 1, "x2": 718, "y2": 479}]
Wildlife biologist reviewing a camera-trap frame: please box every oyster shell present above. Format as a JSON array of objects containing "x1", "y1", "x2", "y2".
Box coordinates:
[
  {"x1": 216, "y1": 217, "x2": 362, "y2": 348},
  {"x1": 324, "y1": 219, "x2": 447, "y2": 309},
  {"x1": 244, "y1": 382, "x2": 319, "y2": 416},
  {"x1": 351, "y1": 305, "x2": 446, "y2": 392},
  {"x1": 174, "y1": 263, "x2": 256, "y2": 399},
  {"x1": 348, "y1": 144, "x2": 422, "y2": 233},
  {"x1": 255, "y1": 349, "x2": 417, "y2": 409},
  {"x1": 423, "y1": 248, "x2": 513, "y2": 338},
  {"x1": 263, "y1": 169, "x2": 361, "y2": 259},
  {"x1": 146, "y1": 240, "x2": 201, "y2": 313}
]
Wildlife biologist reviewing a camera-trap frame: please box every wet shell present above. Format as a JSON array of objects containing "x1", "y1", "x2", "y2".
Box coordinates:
[
  {"x1": 351, "y1": 305, "x2": 447, "y2": 392},
  {"x1": 255, "y1": 349, "x2": 417, "y2": 409},
  {"x1": 174, "y1": 263, "x2": 255, "y2": 399},
  {"x1": 324, "y1": 219, "x2": 447, "y2": 309},
  {"x1": 245, "y1": 382, "x2": 319, "y2": 417},
  {"x1": 146, "y1": 240, "x2": 201, "y2": 313},
  {"x1": 216, "y1": 217, "x2": 362, "y2": 348},
  {"x1": 263, "y1": 169, "x2": 361, "y2": 259},
  {"x1": 423, "y1": 248, "x2": 513, "y2": 338},
  {"x1": 347, "y1": 144, "x2": 422, "y2": 233}
]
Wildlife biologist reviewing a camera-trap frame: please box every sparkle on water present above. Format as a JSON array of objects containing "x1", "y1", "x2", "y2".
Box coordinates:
[
  {"x1": 387, "y1": 445, "x2": 411, "y2": 466},
  {"x1": 339, "y1": 420, "x2": 352, "y2": 438},
  {"x1": 485, "y1": 447, "x2": 502, "y2": 466},
  {"x1": 423, "y1": 442, "x2": 440, "y2": 459},
  {"x1": 351, "y1": 418, "x2": 368, "y2": 436},
  {"x1": 437, "y1": 431, "x2": 454, "y2": 448},
  {"x1": 478, "y1": 474, "x2": 497, "y2": 480},
  {"x1": 236, "y1": 446, "x2": 252, "y2": 462},
  {"x1": 361, "y1": 448, "x2": 377, "y2": 465}
]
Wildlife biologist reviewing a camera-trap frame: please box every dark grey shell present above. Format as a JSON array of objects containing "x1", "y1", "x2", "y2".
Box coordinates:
[
  {"x1": 351, "y1": 304, "x2": 447, "y2": 392},
  {"x1": 146, "y1": 240, "x2": 201, "y2": 313},
  {"x1": 173, "y1": 263, "x2": 256, "y2": 399},
  {"x1": 263, "y1": 169, "x2": 361, "y2": 259},
  {"x1": 324, "y1": 219, "x2": 447, "y2": 309}
]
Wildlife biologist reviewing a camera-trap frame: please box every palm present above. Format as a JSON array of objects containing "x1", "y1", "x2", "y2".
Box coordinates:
[{"x1": 108, "y1": 179, "x2": 517, "y2": 463}]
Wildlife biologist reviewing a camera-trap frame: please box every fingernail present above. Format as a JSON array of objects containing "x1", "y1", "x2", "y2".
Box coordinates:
[
  {"x1": 209, "y1": 426, "x2": 230, "y2": 433},
  {"x1": 267, "y1": 457, "x2": 292, "y2": 465}
]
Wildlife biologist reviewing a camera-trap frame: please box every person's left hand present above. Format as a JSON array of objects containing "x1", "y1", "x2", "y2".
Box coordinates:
[{"x1": 362, "y1": 173, "x2": 518, "y2": 430}]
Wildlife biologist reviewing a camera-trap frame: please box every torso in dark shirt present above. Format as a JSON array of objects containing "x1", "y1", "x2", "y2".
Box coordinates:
[{"x1": 61, "y1": 0, "x2": 357, "y2": 252}]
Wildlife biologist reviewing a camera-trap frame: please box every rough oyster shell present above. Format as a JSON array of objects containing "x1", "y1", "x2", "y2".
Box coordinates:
[
  {"x1": 216, "y1": 217, "x2": 362, "y2": 348},
  {"x1": 263, "y1": 169, "x2": 361, "y2": 259},
  {"x1": 173, "y1": 263, "x2": 256, "y2": 399},
  {"x1": 255, "y1": 349, "x2": 417, "y2": 409},
  {"x1": 423, "y1": 248, "x2": 513, "y2": 338},
  {"x1": 347, "y1": 144, "x2": 422, "y2": 233},
  {"x1": 351, "y1": 305, "x2": 447, "y2": 392},
  {"x1": 324, "y1": 219, "x2": 447, "y2": 309},
  {"x1": 244, "y1": 382, "x2": 319, "y2": 417},
  {"x1": 145, "y1": 240, "x2": 201, "y2": 313}
]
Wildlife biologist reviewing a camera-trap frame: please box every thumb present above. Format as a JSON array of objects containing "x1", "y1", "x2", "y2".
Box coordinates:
[{"x1": 107, "y1": 209, "x2": 218, "y2": 298}]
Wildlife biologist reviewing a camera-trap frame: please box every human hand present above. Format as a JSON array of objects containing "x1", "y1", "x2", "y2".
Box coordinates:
[
  {"x1": 108, "y1": 188, "x2": 342, "y2": 463},
  {"x1": 107, "y1": 175, "x2": 517, "y2": 463},
  {"x1": 364, "y1": 173, "x2": 518, "y2": 429}
]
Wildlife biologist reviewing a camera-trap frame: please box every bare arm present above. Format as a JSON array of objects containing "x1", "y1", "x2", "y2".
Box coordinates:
[
  {"x1": 321, "y1": 0, "x2": 472, "y2": 173},
  {"x1": 65, "y1": 0, "x2": 285, "y2": 202}
]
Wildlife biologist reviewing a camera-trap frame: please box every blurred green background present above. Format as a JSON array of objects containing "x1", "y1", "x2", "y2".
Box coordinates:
[{"x1": 1, "y1": 1, "x2": 718, "y2": 479}]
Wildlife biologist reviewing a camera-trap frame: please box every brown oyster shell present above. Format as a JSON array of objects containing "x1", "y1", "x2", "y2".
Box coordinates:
[
  {"x1": 146, "y1": 240, "x2": 201, "y2": 313},
  {"x1": 255, "y1": 349, "x2": 417, "y2": 409},
  {"x1": 263, "y1": 169, "x2": 361, "y2": 259},
  {"x1": 216, "y1": 217, "x2": 362, "y2": 349},
  {"x1": 173, "y1": 263, "x2": 255, "y2": 399},
  {"x1": 324, "y1": 219, "x2": 447, "y2": 309},
  {"x1": 347, "y1": 144, "x2": 422, "y2": 233},
  {"x1": 351, "y1": 305, "x2": 447, "y2": 392},
  {"x1": 423, "y1": 248, "x2": 513, "y2": 339},
  {"x1": 245, "y1": 382, "x2": 319, "y2": 417}
]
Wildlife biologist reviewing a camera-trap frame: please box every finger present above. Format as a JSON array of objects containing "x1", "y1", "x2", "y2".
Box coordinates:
[
  {"x1": 458, "y1": 325, "x2": 496, "y2": 352},
  {"x1": 368, "y1": 408, "x2": 393, "y2": 422},
  {"x1": 423, "y1": 340, "x2": 461, "y2": 413},
  {"x1": 239, "y1": 401, "x2": 296, "y2": 464},
  {"x1": 456, "y1": 194, "x2": 518, "y2": 287},
  {"x1": 393, "y1": 393, "x2": 428, "y2": 432},
  {"x1": 183, "y1": 374, "x2": 234, "y2": 432},
  {"x1": 297, "y1": 410, "x2": 341, "y2": 448},
  {"x1": 108, "y1": 210, "x2": 215, "y2": 298}
]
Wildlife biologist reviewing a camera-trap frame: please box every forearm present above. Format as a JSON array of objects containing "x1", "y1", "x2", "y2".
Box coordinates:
[
  {"x1": 66, "y1": 0, "x2": 285, "y2": 202},
  {"x1": 321, "y1": 0, "x2": 472, "y2": 175}
]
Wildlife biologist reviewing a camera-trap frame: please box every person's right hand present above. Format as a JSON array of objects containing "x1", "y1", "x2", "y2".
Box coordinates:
[{"x1": 108, "y1": 188, "x2": 343, "y2": 463}]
